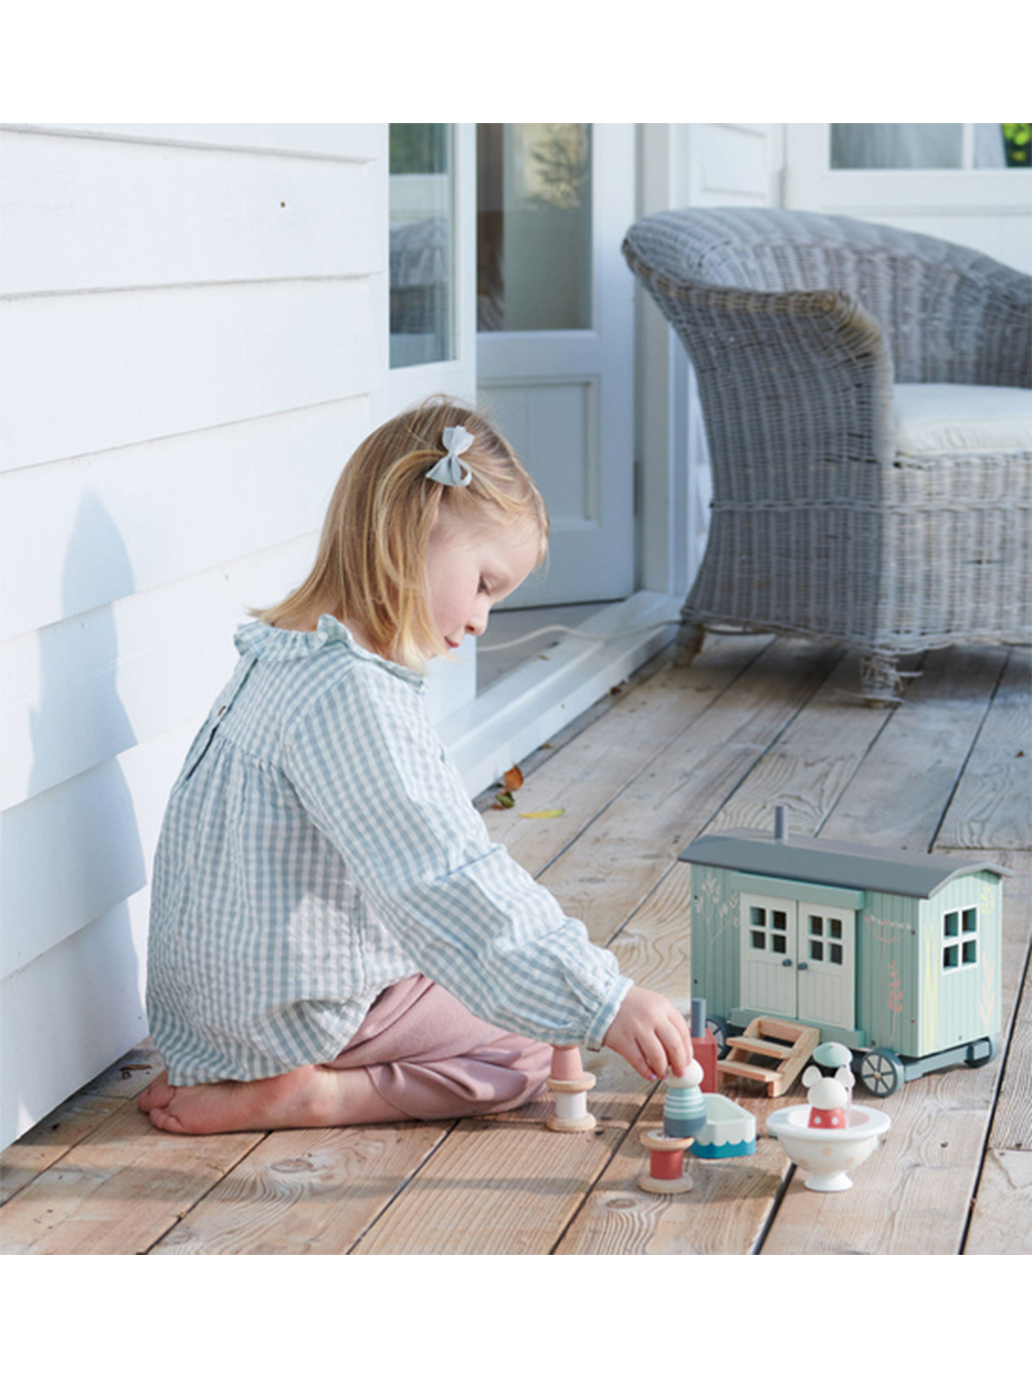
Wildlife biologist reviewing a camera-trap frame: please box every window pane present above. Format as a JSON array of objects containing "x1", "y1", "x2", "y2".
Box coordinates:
[
  {"x1": 389, "y1": 124, "x2": 454, "y2": 367},
  {"x1": 477, "y1": 123, "x2": 591, "y2": 332},
  {"x1": 975, "y1": 124, "x2": 1008, "y2": 168},
  {"x1": 831, "y1": 123, "x2": 963, "y2": 169}
]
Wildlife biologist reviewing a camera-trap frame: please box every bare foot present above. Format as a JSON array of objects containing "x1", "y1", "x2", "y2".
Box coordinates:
[{"x1": 138, "y1": 1066, "x2": 409, "y2": 1135}]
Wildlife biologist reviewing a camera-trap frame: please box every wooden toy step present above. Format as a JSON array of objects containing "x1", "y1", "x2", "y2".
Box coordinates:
[
  {"x1": 726, "y1": 1035, "x2": 803, "y2": 1059},
  {"x1": 718, "y1": 1018, "x2": 820, "y2": 1098}
]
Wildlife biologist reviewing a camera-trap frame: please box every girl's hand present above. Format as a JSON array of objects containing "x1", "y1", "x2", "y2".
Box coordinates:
[{"x1": 602, "y1": 986, "x2": 692, "y2": 1081}]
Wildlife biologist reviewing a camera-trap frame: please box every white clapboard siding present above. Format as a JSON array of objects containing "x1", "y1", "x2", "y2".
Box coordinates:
[
  {"x1": 2, "y1": 536, "x2": 321, "y2": 811},
  {"x1": 0, "y1": 129, "x2": 381, "y2": 295},
  {"x1": 1, "y1": 278, "x2": 381, "y2": 473},
  {"x1": 1, "y1": 719, "x2": 196, "y2": 981},
  {"x1": 1, "y1": 123, "x2": 389, "y2": 1148},
  {"x1": 29, "y1": 123, "x2": 384, "y2": 160},
  {"x1": 1, "y1": 886, "x2": 152, "y2": 1144},
  {"x1": 1, "y1": 395, "x2": 372, "y2": 639}
]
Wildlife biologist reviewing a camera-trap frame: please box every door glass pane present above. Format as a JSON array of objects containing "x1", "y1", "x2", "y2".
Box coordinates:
[
  {"x1": 477, "y1": 123, "x2": 591, "y2": 332},
  {"x1": 389, "y1": 124, "x2": 454, "y2": 367}
]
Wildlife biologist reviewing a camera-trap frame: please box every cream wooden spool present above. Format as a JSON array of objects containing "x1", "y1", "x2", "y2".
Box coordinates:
[{"x1": 546, "y1": 1072, "x2": 597, "y2": 1132}]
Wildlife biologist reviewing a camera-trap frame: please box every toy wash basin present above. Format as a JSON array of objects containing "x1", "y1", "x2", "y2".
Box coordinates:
[
  {"x1": 690, "y1": 1093, "x2": 756, "y2": 1158},
  {"x1": 766, "y1": 1103, "x2": 891, "y2": 1192}
]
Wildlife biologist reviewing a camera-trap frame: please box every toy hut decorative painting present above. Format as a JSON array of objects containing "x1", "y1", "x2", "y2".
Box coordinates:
[{"x1": 681, "y1": 810, "x2": 1007, "y2": 1096}]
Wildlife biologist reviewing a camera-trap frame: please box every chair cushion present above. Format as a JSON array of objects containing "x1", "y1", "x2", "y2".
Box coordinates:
[{"x1": 893, "y1": 384, "x2": 1032, "y2": 457}]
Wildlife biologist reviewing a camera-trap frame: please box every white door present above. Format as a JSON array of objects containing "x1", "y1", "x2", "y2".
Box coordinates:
[
  {"x1": 740, "y1": 894, "x2": 856, "y2": 1031},
  {"x1": 795, "y1": 902, "x2": 856, "y2": 1030},
  {"x1": 476, "y1": 123, "x2": 637, "y2": 606},
  {"x1": 740, "y1": 895, "x2": 797, "y2": 1018}
]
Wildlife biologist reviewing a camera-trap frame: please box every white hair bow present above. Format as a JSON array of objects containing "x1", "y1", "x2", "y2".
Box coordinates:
[{"x1": 425, "y1": 425, "x2": 475, "y2": 488}]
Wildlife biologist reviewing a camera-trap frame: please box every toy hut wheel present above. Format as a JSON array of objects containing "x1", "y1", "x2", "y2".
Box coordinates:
[
  {"x1": 706, "y1": 1016, "x2": 729, "y2": 1057},
  {"x1": 860, "y1": 1048, "x2": 904, "y2": 1098},
  {"x1": 966, "y1": 1036, "x2": 999, "y2": 1068}
]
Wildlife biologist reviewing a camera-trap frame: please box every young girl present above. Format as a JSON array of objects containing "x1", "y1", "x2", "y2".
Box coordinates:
[{"x1": 140, "y1": 398, "x2": 691, "y2": 1135}]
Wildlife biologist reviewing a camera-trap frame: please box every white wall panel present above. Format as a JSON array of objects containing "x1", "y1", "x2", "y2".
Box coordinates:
[
  {"x1": 0, "y1": 131, "x2": 381, "y2": 294},
  {"x1": 1, "y1": 721, "x2": 193, "y2": 980},
  {"x1": 1, "y1": 278, "x2": 381, "y2": 472},
  {"x1": 0, "y1": 887, "x2": 151, "y2": 1149},
  {"x1": 14, "y1": 124, "x2": 382, "y2": 160},
  {"x1": 1, "y1": 122, "x2": 391, "y2": 1150},
  {"x1": 1, "y1": 396, "x2": 371, "y2": 638},
  {"x1": 2, "y1": 536, "x2": 320, "y2": 810}
]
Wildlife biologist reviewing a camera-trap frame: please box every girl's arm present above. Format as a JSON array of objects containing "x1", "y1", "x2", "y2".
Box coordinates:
[{"x1": 284, "y1": 663, "x2": 657, "y2": 1054}]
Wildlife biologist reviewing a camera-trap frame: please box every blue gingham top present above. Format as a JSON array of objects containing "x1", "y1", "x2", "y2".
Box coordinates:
[{"x1": 146, "y1": 616, "x2": 630, "y2": 1085}]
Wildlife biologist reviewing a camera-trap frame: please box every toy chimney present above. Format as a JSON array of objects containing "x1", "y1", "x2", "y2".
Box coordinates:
[{"x1": 774, "y1": 806, "x2": 789, "y2": 841}]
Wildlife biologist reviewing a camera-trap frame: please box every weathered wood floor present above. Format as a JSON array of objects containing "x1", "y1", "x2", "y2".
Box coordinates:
[{"x1": 3, "y1": 633, "x2": 1029, "y2": 1255}]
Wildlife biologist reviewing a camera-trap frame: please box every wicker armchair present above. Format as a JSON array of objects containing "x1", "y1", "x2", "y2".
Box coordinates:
[{"x1": 622, "y1": 208, "x2": 1032, "y2": 701}]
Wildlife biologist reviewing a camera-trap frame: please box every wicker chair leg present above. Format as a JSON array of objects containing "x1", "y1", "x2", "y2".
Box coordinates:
[
  {"x1": 859, "y1": 654, "x2": 904, "y2": 707},
  {"x1": 675, "y1": 618, "x2": 705, "y2": 666}
]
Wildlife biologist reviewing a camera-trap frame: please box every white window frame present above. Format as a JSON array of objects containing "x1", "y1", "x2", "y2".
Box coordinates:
[
  {"x1": 942, "y1": 905, "x2": 979, "y2": 972},
  {"x1": 785, "y1": 123, "x2": 1030, "y2": 220},
  {"x1": 388, "y1": 123, "x2": 477, "y2": 415}
]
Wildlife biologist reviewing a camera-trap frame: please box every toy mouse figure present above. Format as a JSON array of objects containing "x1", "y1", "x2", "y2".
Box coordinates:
[{"x1": 803, "y1": 1063, "x2": 855, "y2": 1129}]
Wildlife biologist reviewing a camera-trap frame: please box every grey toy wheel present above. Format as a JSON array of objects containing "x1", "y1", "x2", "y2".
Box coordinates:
[
  {"x1": 860, "y1": 1048, "x2": 904, "y2": 1098},
  {"x1": 706, "y1": 1015, "x2": 729, "y2": 1057}
]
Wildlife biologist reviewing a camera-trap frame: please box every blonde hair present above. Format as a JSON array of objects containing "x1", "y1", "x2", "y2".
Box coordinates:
[{"x1": 256, "y1": 398, "x2": 549, "y2": 669}]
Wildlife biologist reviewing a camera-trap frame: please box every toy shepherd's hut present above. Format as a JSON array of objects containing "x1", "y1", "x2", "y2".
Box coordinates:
[{"x1": 680, "y1": 810, "x2": 1006, "y2": 1096}]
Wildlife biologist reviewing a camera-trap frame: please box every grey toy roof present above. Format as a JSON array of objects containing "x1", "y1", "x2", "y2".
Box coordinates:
[{"x1": 679, "y1": 830, "x2": 1009, "y2": 900}]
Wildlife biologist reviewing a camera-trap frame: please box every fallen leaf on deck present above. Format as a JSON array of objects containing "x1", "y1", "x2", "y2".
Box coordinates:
[
  {"x1": 519, "y1": 808, "x2": 566, "y2": 819},
  {"x1": 503, "y1": 765, "x2": 524, "y2": 792},
  {"x1": 493, "y1": 764, "x2": 525, "y2": 809}
]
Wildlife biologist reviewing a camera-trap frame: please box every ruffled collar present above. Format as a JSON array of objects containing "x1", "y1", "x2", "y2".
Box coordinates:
[{"x1": 234, "y1": 615, "x2": 424, "y2": 688}]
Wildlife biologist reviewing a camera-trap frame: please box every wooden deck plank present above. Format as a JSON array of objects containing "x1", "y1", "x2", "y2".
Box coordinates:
[
  {"x1": 348, "y1": 1066, "x2": 642, "y2": 1255},
  {"x1": 820, "y1": 644, "x2": 1009, "y2": 852},
  {"x1": 964, "y1": 858, "x2": 1032, "y2": 1254},
  {"x1": 702, "y1": 650, "x2": 902, "y2": 837},
  {"x1": 964, "y1": 1149, "x2": 1032, "y2": 1254},
  {"x1": 147, "y1": 1120, "x2": 452, "y2": 1255},
  {"x1": 938, "y1": 649, "x2": 1032, "y2": 851},
  {"x1": 484, "y1": 635, "x2": 773, "y2": 877},
  {"x1": 0, "y1": 1098, "x2": 261, "y2": 1254},
  {"x1": 533, "y1": 638, "x2": 843, "y2": 946},
  {"x1": 605, "y1": 861, "x2": 693, "y2": 1008},
  {"x1": 0, "y1": 1042, "x2": 160, "y2": 1205}
]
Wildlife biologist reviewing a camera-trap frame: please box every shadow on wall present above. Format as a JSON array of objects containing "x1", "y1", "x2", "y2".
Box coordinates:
[{"x1": 1, "y1": 494, "x2": 147, "y2": 1147}]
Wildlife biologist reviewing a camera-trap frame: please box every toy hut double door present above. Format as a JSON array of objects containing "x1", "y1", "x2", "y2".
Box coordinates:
[{"x1": 739, "y1": 892, "x2": 855, "y2": 1032}]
